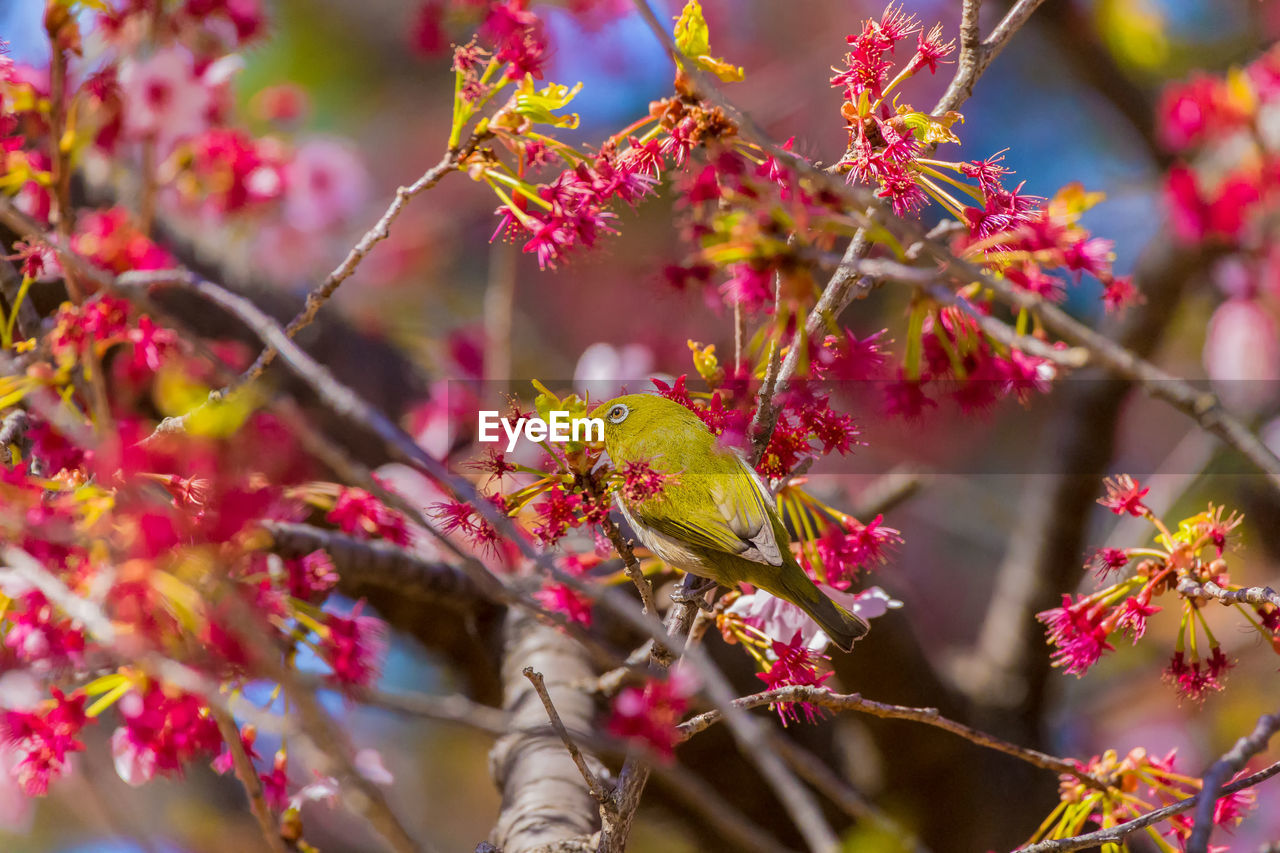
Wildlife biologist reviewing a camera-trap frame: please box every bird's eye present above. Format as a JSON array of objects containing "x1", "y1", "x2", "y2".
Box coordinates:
[{"x1": 608, "y1": 404, "x2": 629, "y2": 424}]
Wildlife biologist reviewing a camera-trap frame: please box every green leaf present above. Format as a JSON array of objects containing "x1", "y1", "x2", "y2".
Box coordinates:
[
  {"x1": 674, "y1": 0, "x2": 711, "y2": 57},
  {"x1": 898, "y1": 111, "x2": 964, "y2": 146},
  {"x1": 514, "y1": 81, "x2": 583, "y2": 129},
  {"x1": 673, "y1": 0, "x2": 744, "y2": 83}
]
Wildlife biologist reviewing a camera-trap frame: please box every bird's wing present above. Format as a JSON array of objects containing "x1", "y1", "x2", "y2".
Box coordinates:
[{"x1": 629, "y1": 454, "x2": 785, "y2": 567}]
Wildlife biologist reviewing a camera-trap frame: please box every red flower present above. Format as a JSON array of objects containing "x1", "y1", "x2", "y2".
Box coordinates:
[
  {"x1": 757, "y1": 632, "x2": 833, "y2": 725},
  {"x1": 531, "y1": 485, "x2": 583, "y2": 545},
  {"x1": 534, "y1": 583, "x2": 593, "y2": 627},
  {"x1": 1162, "y1": 647, "x2": 1232, "y2": 703},
  {"x1": 719, "y1": 262, "x2": 774, "y2": 311},
  {"x1": 883, "y1": 373, "x2": 936, "y2": 420},
  {"x1": 608, "y1": 675, "x2": 692, "y2": 759},
  {"x1": 1102, "y1": 275, "x2": 1140, "y2": 313},
  {"x1": 1157, "y1": 74, "x2": 1250, "y2": 152},
  {"x1": 1116, "y1": 596, "x2": 1160, "y2": 642},
  {"x1": 1085, "y1": 547, "x2": 1130, "y2": 579},
  {"x1": 322, "y1": 601, "x2": 388, "y2": 689},
  {"x1": 1, "y1": 689, "x2": 91, "y2": 796},
  {"x1": 1166, "y1": 165, "x2": 1261, "y2": 244},
  {"x1": 328, "y1": 488, "x2": 409, "y2": 545},
  {"x1": 1036, "y1": 594, "x2": 1116, "y2": 676},
  {"x1": 618, "y1": 460, "x2": 669, "y2": 504},
  {"x1": 908, "y1": 23, "x2": 954, "y2": 74},
  {"x1": 111, "y1": 686, "x2": 222, "y2": 785},
  {"x1": 1098, "y1": 474, "x2": 1150, "y2": 517},
  {"x1": 287, "y1": 549, "x2": 338, "y2": 600}
]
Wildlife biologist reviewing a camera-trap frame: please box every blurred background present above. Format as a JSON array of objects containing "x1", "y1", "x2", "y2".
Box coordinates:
[{"x1": 3, "y1": 0, "x2": 1280, "y2": 850}]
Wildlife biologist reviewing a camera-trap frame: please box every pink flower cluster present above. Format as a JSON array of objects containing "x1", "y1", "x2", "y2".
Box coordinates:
[
  {"x1": 1038, "y1": 476, "x2": 1274, "y2": 702},
  {"x1": 1160, "y1": 45, "x2": 1280, "y2": 246},
  {"x1": 494, "y1": 144, "x2": 658, "y2": 270},
  {"x1": 831, "y1": 5, "x2": 954, "y2": 215},
  {"x1": 1038, "y1": 747, "x2": 1258, "y2": 850}
]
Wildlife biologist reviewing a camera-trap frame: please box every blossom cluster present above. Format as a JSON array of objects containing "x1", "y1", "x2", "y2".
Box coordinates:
[
  {"x1": 1024, "y1": 747, "x2": 1257, "y2": 851},
  {"x1": 1036, "y1": 475, "x2": 1277, "y2": 702},
  {"x1": 0, "y1": 0, "x2": 403, "y2": 832},
  {"x1": 1156, "y1": 47, "x2": 1280, "y2": 414},
  {"x1": 0, "y1": 288, "x2": 403, "y2": 807},
  {"x1": 1, "y1": 0, "x2": 369, "y2": 285}
]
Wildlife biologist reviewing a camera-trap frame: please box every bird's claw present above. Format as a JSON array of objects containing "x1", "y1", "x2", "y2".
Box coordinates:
[{"x1": 669, "y1": 577, "x2": 718, "y2": 611}]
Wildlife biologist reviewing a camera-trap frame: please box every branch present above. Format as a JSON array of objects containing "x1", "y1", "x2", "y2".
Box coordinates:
[
  {"x1": 489, "y1": 611, "x2": 604, "y2": 853},
  {"x1": 1017, "y1": 760, "x2": 1280, "y2": 853},
  {"x1": 1187, "y1": 710, "x2": 1280, "y2": 853},
  {"x1": 211, "y1": 707, "x2": 290, "y2": 853},
  {"x1": 228, "y1": 131, "x2": 489, "y2": 393},
  {"x1": 936, "y1": 0, "x2": 983, "y2": 115},
  {"x1": 294, "y1": 676, "x2": 512, "y2": 738},
  {"x1": 523, "y1": 667, "x2": 611, "y2": 803},
  {"x1": 746, "y1": 0, "x2": 1052, "y2": 461},
  {"x1": 577, "y1": 472, "x2": 659, "y2": 620},
  {"x1": 1176, "y1": 578, "x2": 1280, "y2": 611},
  {"x1": 677, "y1": 686, "x2": 1107, "y2": 792},
  {"x1": 851, "y1": 251, "x2": 1280, "y2": 494},
  {"x1": 597, "y1": 573, "x2": 716, "y2": 853},
  {"x1": 936, "y1": 0, "x2": 1050, "y2": 113},
  {"x1": 262, "y1": 520, "x2": 495, "y2": 612}
]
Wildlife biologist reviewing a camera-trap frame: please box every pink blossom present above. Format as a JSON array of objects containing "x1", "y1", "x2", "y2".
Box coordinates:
[
  {"x1": 1098, "y1": 474, "x2": 1150, "y2": 517},
  {"x1": 1203, "y1": 298, "x2": 1280, "y2": 411},
  {"x1": 728, "y1": 586, "x2": 900, "y2": 652},
  {"x1": 322, "y1": 601, "x2": 388, "y2": 689},
  {"x1": 119, "y1": 47, "x2": 212, "y2": 147},
  {"x1": 757, "y1": 632, "x2": 833, "y2": 725},
  {"x1": 284, "y1": 138, "x2": 369, "y2": 231},
  {"x1": 607, "y1": 672, "x2": 695, "y2": 759},
  {"x1": 534, "y1": 583, "x2": 593, "y2": 627}
]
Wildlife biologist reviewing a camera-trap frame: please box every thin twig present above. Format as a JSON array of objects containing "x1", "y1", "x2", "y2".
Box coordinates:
[
  {"x1": 211, "y1": 707, "x2": 290, "y2": 853},
  {"x1": 523, "y1": 667, "x2": 611, "y2": 803},
  {"x1": 227, "y1": 131, "x2": 490, "y2": 394},
  {"x1": 1017, "y1": 761, "x2": 1280, "y2": 853},
  {"x1": 295, "y1": 675, "x2": 512, "y2": 737},
  {"x1": 1187, "y1": 710, "x2": 1280, "y2": 853},
  {"x1": 677, "y1": 686, "x2": 1107, "y2": 791},
  {"x1": 578, "y1": 472, "x2": 660, "y2": 619},
  {"x1": 832, "y1": 249, "x2": 1280, "y2": 494},
  {"x1": 1176, "y1": 578, "x2": 1280, "y2": 611},
  {"x1": 936, "y1": 0, "x2": 1050, "y2": 113}
]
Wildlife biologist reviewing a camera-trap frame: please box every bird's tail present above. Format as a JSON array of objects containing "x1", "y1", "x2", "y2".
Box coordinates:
[{"x1": 779, "y1": 573, "x2": 870, "y2": 652}]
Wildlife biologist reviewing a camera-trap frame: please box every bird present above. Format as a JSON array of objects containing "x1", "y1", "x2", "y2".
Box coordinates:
[{"x1": 589, "y1": 393, "x2": 869, "y2": 651}]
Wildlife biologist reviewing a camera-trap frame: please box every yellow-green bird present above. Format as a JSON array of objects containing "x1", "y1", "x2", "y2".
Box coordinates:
[{"x1": 590, "y1": 393, "x2": 869, "y2": 651}]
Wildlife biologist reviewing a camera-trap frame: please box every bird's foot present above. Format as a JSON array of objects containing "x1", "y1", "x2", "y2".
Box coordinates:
[{"x1": 669, "y1": 577, "x2": 718, "y2": 611}]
